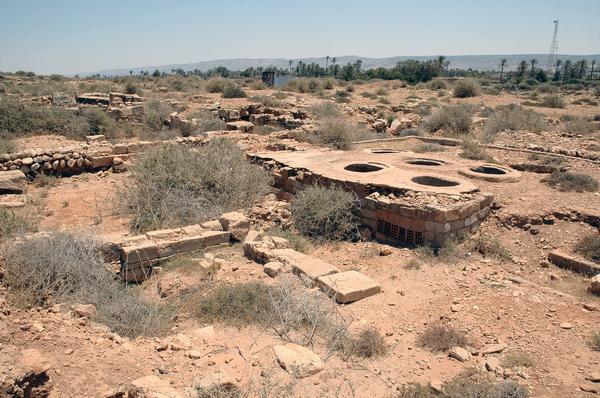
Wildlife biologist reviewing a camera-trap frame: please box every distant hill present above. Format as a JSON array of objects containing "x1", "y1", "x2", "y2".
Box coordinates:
[{"x1": 88, "y1": 54, "x2": 600, "y2": 77}]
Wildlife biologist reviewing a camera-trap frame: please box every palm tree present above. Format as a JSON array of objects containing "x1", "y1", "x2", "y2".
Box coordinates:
[
  {"x1": 499, "y1": 59, "x2": 507, "y2": 82},
  {"x1": 517, "y1": 60, "x2": 528, "y2": 78},
  {"x1": 590, "y1": 60, "x2": 596, "y2": 80},
  {"x1": 529, "y1": 59, "x2": 538, "y2": 77},
  {"x1": 553, "y1": 59, "x2": 562, "y2": 81},
  {"x1": 326, "y1": 56, "x2": 330, "y2": 71}
]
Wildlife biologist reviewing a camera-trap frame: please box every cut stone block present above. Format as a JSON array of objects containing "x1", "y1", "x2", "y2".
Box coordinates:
[
  {"x1": 316, "y1": 270, "x2": 381, "y2": 303},
  {"x1": 218, "y1": 211, "x2": 250, "y2": 241},
  {"x1": 200, "y1": 220, "x2": 223, "y2": 231},
  {"x1": 264, "y1": 261, "x2": 282, "y2": 277},
  {"x1": 225, "y1": 120, "x2": 254, "y2": 132},
  {"x1": 120, "y1": 240, "x2": 159, "y2": 264},
  {"x1": 272, "y1": 249, "x2": 339, "y2": 281},
  {"x1": 548, "y1": 250, "x2": 600, "y2": 276},
  {"x1": 0, "y1": 170, "x2": 26, "y2": 194},
  {"x1": 273, "y1": 343, "x2": 324, "y2": 378}
]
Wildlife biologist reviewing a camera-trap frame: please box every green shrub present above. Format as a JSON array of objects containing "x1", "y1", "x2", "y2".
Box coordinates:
[
  {"x1": 423, "y1": 104, "x2": 473, "y2": 136},
  {"x1": 575, "y1": 234, "x2": 600, "y2": 263},
  {"x1": 418, "y1": 322, "x2": 470, "y2": 353},
  {"x1": 291, "y1": 185, "x2": 360, "y2": 240},
  {"x1": 484, "y1": 104, "x2": 547, "y2": 140},
  {"x1": 206, "y1": 78, "x2": 228, "y2": 93},
  {"x1": 544, "y1": 171, "x2": 598, "y2": 192},
  {"x1": 222, "y1": 83, "x2": 247, "y2": 98},
  {"x1": 540, "y1": 94, "x2": 565, "y2": 108},
  {"x1": 453, "y1": 79, "x2": 480, "y2": 98},
  {"x1": 123, "y1": 80, "x2": 142, "y2": 95},
  {"x1": 80, "y1": 107, "x2": 115, "y2": 135},
  {"x1": 118, "y1": 139, "x2": 271, "y2": 232}
]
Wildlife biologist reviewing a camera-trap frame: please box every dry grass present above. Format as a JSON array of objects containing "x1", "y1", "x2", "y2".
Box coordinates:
[
  {"x1": 543, "y1": 171, "x2": 598, "y2": 192},
  {"x1": 589, "y1": 331, "x2": 600, "y2": 351},
  {"x1": 341, "y1": 327, "x2": 387, "y2": 358},
  {"x1": 466, "y1": 234, "x2": 510, "y2": 260},
  {"x1": 0, "y1": 133, "x2": 15, "y2": 153},
  {"x1": 540, "y1": 94, "x2": 565, "y2": 108},
  {"x1": 575, "y1": 234, "x2": 600, "y2": 263},
  {"x1": 0, "y1": 208, "x2": 37, "y2": 240},
  {"x1": 418, "y1": 322, "x2": 470, "y2": 353},
  {"x1": 483, "y1": 104, "x2": 547, "y2": 140},
  {"x1": 459, "y1": 139, "x2": 493, "y2": 161},
  {"x1": 501, "y1": 351, "x2": 535, "y2": 368},
  {"x1": 413, "y1": 142, "x2": 448, "y2": 153},
  {"x1": 564, "y1": 116, "x2": 596, "y2": 135},
  {"x1": 118, "y1": 139, "x2": 271, "y2": 232},
  {"x1": 291, "y1": 185, "x2": 361, "y2": 241},
  {"x1": 2, "y1": 232, "x2": 173, "y2": 337}
]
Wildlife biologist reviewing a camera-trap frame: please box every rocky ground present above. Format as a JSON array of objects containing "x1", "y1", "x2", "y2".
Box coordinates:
[{"x1": 1, "y1": 79, "x2": 599, "y2": 397}]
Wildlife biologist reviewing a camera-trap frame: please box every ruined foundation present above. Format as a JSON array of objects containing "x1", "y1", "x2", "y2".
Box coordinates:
[{"x1": 251, "y1": 149, "x2": 495, "y2": 245}]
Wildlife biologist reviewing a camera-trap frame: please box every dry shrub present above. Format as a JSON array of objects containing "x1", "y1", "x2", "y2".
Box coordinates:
[
  {"x1": 194, "y1": 276, "x2": 349, "y2": 350},
  {"x1": 196, "y1": 384, "x2": 242, "y2": 398},
  {"x1": 501, "y1": 351, "x2": 535, "y2": 368},
  {"x1": 2, "y1": 232, "x2": 173, "y2": 337},
  {"x1": 283, "y1": 78, "x2": 322, "y2": 94},
  {"x1": 575, "y1": 234, "x2": 600, "y2": 263},
  {"x1": 249, "y1": 80, "x2": 267, "y2": 90},
  {"x1": 250, "y1": 95, "x2": 284, "y2": 108},
  {"x1": 423, "y1": 104, "x2": 473, "y2": 136},
  {"x1": 483, "y1": 104, "x2": 547, "y2": 140},
  {"x1": 119, "y1": 139, "x2": 271, "y2": 232},
  {"x1": 460, "y1": 139, "x2": 493, "y2": 161},
  {"x1": 291, "y1": 185, "x2": 360, "y2": 241},
  {"x1": 307, "y1": 101, "x2": 341, "y2": 119},
  {"x1": 540, "y1": 94, "x2": 565, "y2": 108},
  {"x1": 222, "y1": 83, "x2": 247, "y2": 98},
  {"x1": 427, "y1": 79, "x2": 447, "y2": 90},
  {"x1": 543, "y1": 171, "x2": 598, "y2": 192},
  {"x1": 268, "y1": 227, "x2": 310, "y2": 253},
  {"x1": 206, "y1": 78, "x2": 229, "y2": 93},
  {"x1": 341, "y1": 327, "x2": 387, "y2": 358},
  {"x1": 418, "y1": 322, "x2": 470, "y2": 353},
  {"x1": 444, "y1": 369, "x2": 528, "y2": 398},
  {"x1": 0, "y1": 133, "x2": 15, "y2": 153},
  {"x1": 466, "y1": 234, "x2": 510, "y2": 260},
  {"x1": 453, "y1": 79, "x2": 480, "y2": 98},
  {"x1": 0, "y1": 208, "x2": 36, "y2": 240},
  {"x1": 188, "y1": 110, "x2": 225, "y2": 133},
  {"x1": 414, "y1": 142, "x2": 447, "y2": 153},
  {"x1": 589, "y1": 331, "x2": 600, "y2": 351},
  {"x1": 143, "y1": 100, "x2": 172, "y2": 131},
  {"x1": 565, "y1": 117, "x2": 596, "y2": 135},
  {"x1": 316, "y1": 117, "x2": 353, "y2": 149},
  {"x1": 395, "y1": 370, "x2": 528, "y2": 398},
  {"x1": 416, "y1": 239, "x2": 461, "y2": 263}
]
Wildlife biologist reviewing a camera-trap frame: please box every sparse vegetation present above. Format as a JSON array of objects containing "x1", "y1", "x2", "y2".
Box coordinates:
[
  {"x1": 501, "y1": 351, "x2": 535, "y2": 368},
  {"x1": 589, "y1": 331, "x2": 600, "y2": 351},
  {"x1": 222, "y1": 83, "x2": 247, "y2": 98},
  {"x1": 453, "y1": 79, "x2": 480, "y2": 98},
  {"x1": 316, "y1": 117, "x2": 353, "y2": 149},
  {"x1": 341, "y1": 327, "x2": 387, "y2": 358},
  {"x1": 459, "y1": 139, "x2": 492, "y2": 161},
  {"x1": 413, "y1": 142, "x2": 447, "y2": 153},
  {"x1": 307, "y1": 101, "x2": 341, "y2": 119},
  {"x1": 143, "y1": 100, "x2": 172, "y2": 131},
  {"x1": 118, "y1": 139, "x2": 271, "y2": 232},
  {"x1": 188, "y1": 110, "x2": 225, "y2": 133},
  {"x1": 0, "y1": 133, "x2": 15, "y2": 153},
  {"x1": 483, "y1": 104, "x2": 547, "y2": 140},
  {"x1": 564, "y1": 116, "x2": 596, "y2": 135},
  {"x1": 418, "y1": 322, "x2": 470, "y2": 353},
  {"x1": 466, "y1": 234, "x2": 510, "y2": 260},
  {"x1": 291, "y1": 185, "x2": 360, "y2": 241},
  {"x1": 2, "y1": 232, "x2": 173, "y2": 337},
  {"x1": 540, "y1": 94, "x2": 565, "y2": 108},
  {"x1": 423, "y1": 104, "x2": 473, "y2": 136},
  {"x1": 0, "y1": 208, "x2": 36, "y2": 240},
  {"x1": 543, "y1": 170, "x2": 598, "y2": 192},
  {"x1": 575, "y1": 234, "x2": 600, "y2": 263},
  {"x1": 250, "y1": 95, "x2": 284, "y2": 108}
]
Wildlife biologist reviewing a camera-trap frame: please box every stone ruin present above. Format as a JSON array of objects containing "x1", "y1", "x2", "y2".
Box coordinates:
[{"x1": 250, "y1": 148, "x2": 502, "y2": 245}]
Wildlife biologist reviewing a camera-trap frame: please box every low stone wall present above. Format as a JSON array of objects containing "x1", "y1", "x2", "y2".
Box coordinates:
[
  {"x1": 548, "y1": 250, "x2": 600, "y2": 276},
  {"x1": 103, "y1": 211, "x2": 250, "y2": 282}
]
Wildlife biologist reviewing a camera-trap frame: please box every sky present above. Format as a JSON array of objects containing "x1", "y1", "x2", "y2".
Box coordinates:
[{"x1": 0, "y1": 0, "x2": 599, "y2": 75}]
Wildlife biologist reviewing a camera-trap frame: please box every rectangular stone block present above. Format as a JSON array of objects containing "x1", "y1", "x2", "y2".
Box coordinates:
[
  {"x1": 0, "y1": 170, "x2": 26, "y2": 194},
  {"x1": 548, "y1": 250, "x2": 600, "y2": 276},
  {"x1": 316, "y1": 270, "x2": 381, "y2": 303},
  {"x1": 120, "y1": 240, "x2": 159, "y2": 264},
  {"x1": 271, "y1": 249, "x2": 339, "y2": 281}
]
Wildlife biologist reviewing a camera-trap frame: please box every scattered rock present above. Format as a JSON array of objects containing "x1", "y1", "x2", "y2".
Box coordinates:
[
  {"x1": 485, "y1": 357, "x2": 502, "y2": 372},
  {"x1": 73, "y1": 303, "x2": 97, "y2": 318},
  {"x1": 448, "y1": 347, "x2": 470, "y2": 362},
  {"x1": 263, "y1": 261, "x2": 282, "y2": 277},
  {"x1": 587, "y1": 373, "x2": 600, "y2": 383},
  {"x1": 560, "y1": 322, "x2": 573, "y2": 330},
  {"x1": 218, "y1": 212, "x2": 250, "y2": 241},
  {"x1": 273, "y1": 343, "x2": 324, "y2": 378},
  {"x1": 481, "y1": 344, "x2": 507, "y2": 355},
  {"x1": 588, "y1": 275, "x2": 600, "y2": 296},
  {"x1": 130, "y1": 375, "x2": 182, "y2": 398}
]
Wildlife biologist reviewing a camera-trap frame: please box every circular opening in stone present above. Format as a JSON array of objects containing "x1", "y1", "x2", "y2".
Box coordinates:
[
  {"x1": 406, "y1": 158, "x2": 444, "y2": 166},
  {"x1": 344, "y1": 163, "x2": 384, "y2": 173},
  {"x1": 411, "y1": 176, "x2": 460, "y2": 187},
  {"x1": 470, "y1": 165, "x2": 507, "y2": 175},
  {"x1": 370, "y1": 148, "x2": 399, "y2": 154}
]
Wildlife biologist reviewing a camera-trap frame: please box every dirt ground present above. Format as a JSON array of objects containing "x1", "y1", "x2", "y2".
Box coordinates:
[{"x1": 1, "y1": 80, "x2": 599, "y2": 397}]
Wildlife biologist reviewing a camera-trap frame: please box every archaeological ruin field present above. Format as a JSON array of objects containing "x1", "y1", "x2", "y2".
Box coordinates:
[{"x1": 0, "y1": 69, "x2": 599, "y2": 398}]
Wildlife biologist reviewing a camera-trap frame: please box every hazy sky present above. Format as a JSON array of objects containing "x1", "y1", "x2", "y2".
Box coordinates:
[{"x1": 1, "y1": 0, "x2": 599, "y2": 75}]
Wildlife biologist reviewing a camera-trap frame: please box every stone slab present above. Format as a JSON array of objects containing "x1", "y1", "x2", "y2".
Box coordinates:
[
  {"x1": 273, "y1": 343, "x2": 324, "y2": 378},
  {"x1": 0, "y1": 170, "x2": 26, "y2": 194},
  {"x1": 120, "y1": 240, "x2": 159, "y2": 264},
  {"x1": 548, "y1": 250, "x2": 600, "y2": 276},
  {"x1": 271, "y1": 249, "x2": 339, "y2": 281},
  {"x1": 316, "y1": 270, "x2": 381, "y2": 303}
]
